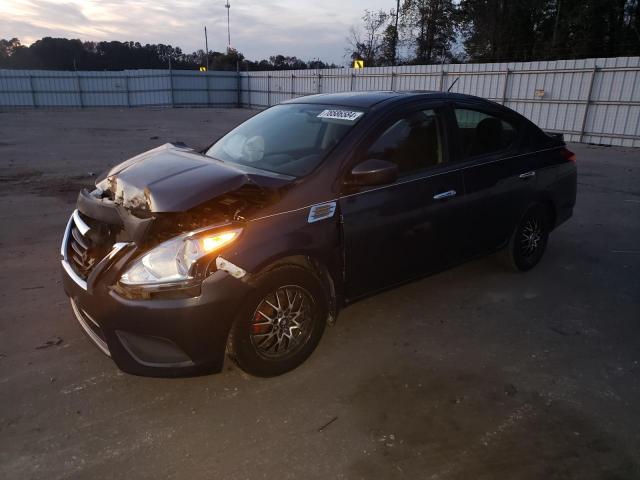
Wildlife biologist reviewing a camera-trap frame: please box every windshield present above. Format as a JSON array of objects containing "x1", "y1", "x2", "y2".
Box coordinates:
[{"x1": 205, "y1": 104, "x2": 365, "y2": 177}]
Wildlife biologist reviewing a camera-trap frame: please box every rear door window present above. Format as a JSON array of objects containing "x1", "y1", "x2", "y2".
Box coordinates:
[{"x1": 454, "y1": 109, "x2": 518, "y2": 159}]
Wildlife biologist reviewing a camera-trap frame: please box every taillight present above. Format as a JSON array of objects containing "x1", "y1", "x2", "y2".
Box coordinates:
[{"x1": 561, "y1": 148, "x2": 576, "y2": 162}]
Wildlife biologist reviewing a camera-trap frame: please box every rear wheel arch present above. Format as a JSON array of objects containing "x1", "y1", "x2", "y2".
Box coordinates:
[
  {"x1": 541, "y1": 198, "x2": 557, "y2": 230},
  {"x1": 504, "y1": 197, "x2": 555, "y2": 247},
  {"x1": 502, "y1": 202, "x2": 550, "y2": 271},
  {"x1": 530, "y1": 194, "x2": 557, "y2": 230}
]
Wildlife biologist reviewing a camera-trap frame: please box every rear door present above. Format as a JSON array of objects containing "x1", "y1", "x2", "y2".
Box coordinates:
[
  {"x1": 452, "y1": 104, "x2": 537, "y2": 256},
  {"x1": 339, "y1": 104, "x2": 467, "y2": 299}
]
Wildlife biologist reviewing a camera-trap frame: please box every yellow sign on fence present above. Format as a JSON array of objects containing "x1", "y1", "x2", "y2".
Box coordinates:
[
  {"x1": 353, "y1": 60, "x2": 364, "y2": 69},
  {"x1": 199, "y1": 66, "x2": 207, "y2": 72}
]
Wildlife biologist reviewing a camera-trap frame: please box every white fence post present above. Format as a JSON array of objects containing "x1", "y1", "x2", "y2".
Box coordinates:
[
  {"x1": 290, "y1": 73, "x2": 295, "y2": 99},
  {"x1": 76, "y1": 72, "x2": 83, "y2": 108},
  {"x1": 125, "y1": 74, "x2": 130, "y2": 107},
  {"x1": 28, "y1": 74, "x2": 37, "y2": 107},
  {"x1": 267, "y1": 74, "x2": 271, "y2": 106},
  {"x1": 580, "y1": 66, "x2": 598, "y2": 143},
  {"x1": 501, "y1": 69, "x2": 510, "y2": 104},
  {"x1": 236, "y1": 69, "x2": 241, "y2": 107},
  {"x1": 169, "y1": 69, "x2": 174, "y2": 107}
]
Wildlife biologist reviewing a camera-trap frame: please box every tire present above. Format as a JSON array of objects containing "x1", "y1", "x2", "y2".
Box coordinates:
[
  {"x1": 227, "y1": 265, "x2": 328, "y2": 377},
  {"x1": 503, "y1": 204, "x2": 550, "y2": 272}
]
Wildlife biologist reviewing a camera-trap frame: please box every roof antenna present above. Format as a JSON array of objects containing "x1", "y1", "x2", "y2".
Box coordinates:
[{"x1": 447, "y1": 77, "x2": 460, "y2": 92}]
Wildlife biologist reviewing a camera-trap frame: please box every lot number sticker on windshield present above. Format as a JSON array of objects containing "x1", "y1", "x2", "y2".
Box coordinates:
[{"x1": 317, "y1": 109, "x2": 364, "y2": 122}]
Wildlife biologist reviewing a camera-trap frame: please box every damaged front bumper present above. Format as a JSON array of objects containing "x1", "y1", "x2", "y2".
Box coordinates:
[{"x1": 61, "y1": 207, "x2": 253, "y2": 377}]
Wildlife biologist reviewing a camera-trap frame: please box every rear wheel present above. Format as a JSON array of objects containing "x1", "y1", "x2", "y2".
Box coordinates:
[
  {"x1": 504, "y1": 204, "x2": 550, "y2": 271},
  {"x1": 228, "y1": 265, "x2": 327, "y2": 377}
]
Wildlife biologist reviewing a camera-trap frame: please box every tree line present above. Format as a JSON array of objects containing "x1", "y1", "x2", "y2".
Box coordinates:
[
  {"x1": 1, "y1": 0, "x2": 639, "y2": 71},
  {"x1": 348, "y1": 0, "x2": 640, "y2": 66},
  {"x1": 0, "y1": 37, "x2": 337, "y2": 71}
]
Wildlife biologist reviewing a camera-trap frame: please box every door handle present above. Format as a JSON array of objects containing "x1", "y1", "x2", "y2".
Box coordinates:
[
  {"x1": 519, "y1": 171, "x2": 536, "y2": 179},
  {"x1": 433, "y1": 190, "x2": 457, "y2": 200}
]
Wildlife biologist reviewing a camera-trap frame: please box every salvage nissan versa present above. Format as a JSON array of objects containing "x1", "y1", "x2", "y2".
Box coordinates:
[{"x1": 61, "y1": 91, "x2": 577, "y2": 377}]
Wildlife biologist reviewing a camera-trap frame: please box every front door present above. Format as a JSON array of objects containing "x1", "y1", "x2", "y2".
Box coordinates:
[{"x1": 339, "y1": 106, "x2": 467, "y2": 300}]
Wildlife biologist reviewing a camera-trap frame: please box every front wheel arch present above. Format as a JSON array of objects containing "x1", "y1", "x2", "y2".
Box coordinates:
[
  {"x1": 227, "y1": 263, "x2": 329, "y2": 376},
  {"x1": 249, "y1": 254, "x2": 339, "y2": 323}
]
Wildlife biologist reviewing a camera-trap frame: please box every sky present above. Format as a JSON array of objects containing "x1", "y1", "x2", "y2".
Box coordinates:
[{"x1": 2, "y1": 0, "x2": 395, "y2": 64}]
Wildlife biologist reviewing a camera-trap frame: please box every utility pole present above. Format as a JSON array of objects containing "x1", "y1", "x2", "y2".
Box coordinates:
[
  {"x1": 393, "y1": 0, "x2": 400, "y2": 65},
  {"x1": 204, "y1": 26, "x2": 210, "y2": 70},
  {"x1": 225, "y1": 0, "x2": 231, "y2": 50},
  {"x1": 551, "y1": 0, "x2": 562, "y2": 54}
]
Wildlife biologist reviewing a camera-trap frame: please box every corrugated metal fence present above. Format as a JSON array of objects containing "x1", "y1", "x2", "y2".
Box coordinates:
[
  {"x1": 1, "y1": 56, "x2": 639, "y2": 147},
  {"x1": 0, "y1": 69, "x2": 239, "y2": 108}
]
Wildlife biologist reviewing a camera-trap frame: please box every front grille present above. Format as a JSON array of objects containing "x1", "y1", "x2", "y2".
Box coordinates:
[
  {"x1": 63, "y1": 211, "x2": 115, "y2": 281},
  {"x1": 69, "y1": 225, "x2": 93, "y2": 278}
]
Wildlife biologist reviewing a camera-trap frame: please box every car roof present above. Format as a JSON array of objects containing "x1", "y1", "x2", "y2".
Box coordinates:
[{"x1": 283, "y1": 91, "x2": 484, "y2": 109}]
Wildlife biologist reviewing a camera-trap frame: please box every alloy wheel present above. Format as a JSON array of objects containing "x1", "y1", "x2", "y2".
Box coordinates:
[
  {"x1": 520, "y1": 217, "x2": 542, "y2": 257},
  {"x1": 250, "y1": 285, "x2": 314, "y2": 359}
]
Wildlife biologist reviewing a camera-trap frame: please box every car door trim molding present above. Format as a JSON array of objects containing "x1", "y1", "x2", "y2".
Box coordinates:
[
  {"x1": 251, "y1": 145, "x2": 563, "y2": 222},
  {"x1": 338, "y1": 145, "x2": 561, "y2": 199}
]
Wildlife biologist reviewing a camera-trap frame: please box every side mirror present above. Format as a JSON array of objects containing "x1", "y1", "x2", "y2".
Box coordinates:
[{"x1": 347, "y1": 159, "x2": 398, "y2": 187}]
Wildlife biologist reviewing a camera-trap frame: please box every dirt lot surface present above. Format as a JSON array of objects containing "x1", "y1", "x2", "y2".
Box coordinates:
[{"x1": 0, "y1": 108, "x2": 639, "y2": 479}]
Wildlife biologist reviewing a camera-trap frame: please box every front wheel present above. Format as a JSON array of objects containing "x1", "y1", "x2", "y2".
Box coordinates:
[
  {"x1": 504, "y1": 204, "x2": 550, "y2": 271},
  {"x1": 227, "y1": 265, "x2": 328, "y2": 377}
]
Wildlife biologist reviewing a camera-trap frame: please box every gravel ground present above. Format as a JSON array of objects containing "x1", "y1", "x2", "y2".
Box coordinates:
[{"x1": 0, "y1": 108, "x2": 639, "y2": 480}]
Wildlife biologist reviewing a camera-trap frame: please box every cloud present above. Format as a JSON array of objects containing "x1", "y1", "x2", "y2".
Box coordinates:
[{"x1": 1, "y1": 0, "x2": 393, "y2": 64}]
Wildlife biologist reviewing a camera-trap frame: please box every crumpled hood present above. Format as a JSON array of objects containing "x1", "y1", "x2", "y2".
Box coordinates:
[{"x1": 96, "y1": 143, "x2": 292, "y2": 213}]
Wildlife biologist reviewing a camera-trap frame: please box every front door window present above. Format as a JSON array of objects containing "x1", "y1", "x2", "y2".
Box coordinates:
[{"x1": 366, "y1": 109, "x2": 444, "y2": 175}]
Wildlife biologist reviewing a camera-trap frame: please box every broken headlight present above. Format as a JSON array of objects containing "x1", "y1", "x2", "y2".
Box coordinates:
[{"x1": 120, "y1": 227, "x2": 242, "y2": 286}]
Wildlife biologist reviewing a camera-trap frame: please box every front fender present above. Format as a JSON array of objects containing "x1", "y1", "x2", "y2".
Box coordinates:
[{"x1": 223, "y1": 207, "x2": 343, "y2": 300}]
